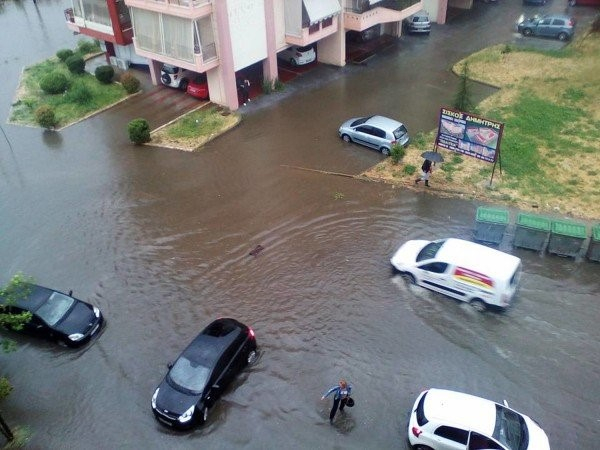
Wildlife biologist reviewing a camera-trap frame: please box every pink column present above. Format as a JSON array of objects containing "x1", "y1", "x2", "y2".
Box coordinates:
[{"x1": 213, "y1": 0, "x2": 241, "y2": 110}]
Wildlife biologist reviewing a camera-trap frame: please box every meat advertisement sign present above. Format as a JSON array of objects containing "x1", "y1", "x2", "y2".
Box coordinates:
[{"x1": 435, "y1": 108, "x2": 504, "y2": 163}]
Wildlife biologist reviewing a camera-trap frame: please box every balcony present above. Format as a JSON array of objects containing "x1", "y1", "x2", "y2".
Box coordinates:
[
  {"x1": 344, "y1": 0, "x2": 422, "y2": 31},
  {"x1": 286, "y1": 16, "x2": 339, "y2": 47},
  {"x1": 124, "y1": 0, "x2": 212, "y2": 19}
]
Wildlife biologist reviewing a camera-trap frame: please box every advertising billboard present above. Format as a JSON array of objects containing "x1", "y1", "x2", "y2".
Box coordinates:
[{"x1": 435, "y1": 108, "x2": 504, "y2": 163}]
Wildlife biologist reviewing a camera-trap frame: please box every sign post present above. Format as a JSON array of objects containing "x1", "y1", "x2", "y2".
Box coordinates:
[{"x1": 435, "y1": 108, "x2": 504, "y2": 186}]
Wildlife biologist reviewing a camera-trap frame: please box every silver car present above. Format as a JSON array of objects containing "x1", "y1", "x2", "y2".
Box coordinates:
[
  {"x1": 339, "y1": 115, "x2": 410, "y2": 155},
  {"x1": 403, "y1": 10, "x2": 431, "y2": 34}
]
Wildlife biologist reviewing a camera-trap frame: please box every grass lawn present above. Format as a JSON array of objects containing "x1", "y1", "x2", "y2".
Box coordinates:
[
  {"x1": 9, "y1": 47, "x2": 129, "y2": 129},
  {"x1": 364, "y1": 27, "x2": 600, "y2": 221},
  {"x1": 149, "y1": 105, "x2": 240, "y2": 151}
]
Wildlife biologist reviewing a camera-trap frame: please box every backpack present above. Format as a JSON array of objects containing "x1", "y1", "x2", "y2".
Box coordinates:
[{"x1": 422, "y1": 160, "x2": 431, "y2": 172}]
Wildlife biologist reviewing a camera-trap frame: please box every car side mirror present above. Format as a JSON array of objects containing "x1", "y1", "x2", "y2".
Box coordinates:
[
  {"x1": 167, "y1": 362, "x2": 173, "y2": 369},
  {"x1": 68, "y1": 290, "x2": 73, "y2": 296},
  {"x1": 212, "y1": 384, "x2": 220, "y2": 390}
]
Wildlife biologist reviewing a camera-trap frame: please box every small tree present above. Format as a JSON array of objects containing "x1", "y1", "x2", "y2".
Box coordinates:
[
  {"x1": 95, "y1": 65, "x2": 115, "y2": 84},
  {"x1": 39, "y1": 71, "x2": 69, "y2": 94},
  {"x1": 34, "y1": 105, "x2": 58, "y2": 129},
  {"x1": 56, "y1": 49, "x2": 74, "y2": 62},
  {"x1": 128, "y1": 118, "x2": 151, "y2": 144},
  {"x1": 120, "y1": 72, "x2": 140, "y2": 94},
  {"x1": 65, "y1": 54, "x2": 86, "y2": 75},
  {"x1": 1, "y1": 273, "x2": 34, "y2": 444},
  {"x1": 77, "y1": 39, "x2": 99, "y2": 55},
  {"x1": 390, "y1": 143, "x2": 406, "y2": 164},
  {"x1": 453, "y1": 61, "x2": 474, "y2": 112}
]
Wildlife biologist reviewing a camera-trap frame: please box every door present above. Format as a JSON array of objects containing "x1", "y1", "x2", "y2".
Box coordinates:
[
  {"x1": 537, "y1": 18, "x2": 553, "y2": 36},
  {"x1": 353, "y1": 125, "x2": 377, "y2": 148}
]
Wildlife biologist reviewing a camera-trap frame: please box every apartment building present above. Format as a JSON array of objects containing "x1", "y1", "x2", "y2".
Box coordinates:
[{"x1": 65, "y1": 0, "x2": 449, "y2": 111}]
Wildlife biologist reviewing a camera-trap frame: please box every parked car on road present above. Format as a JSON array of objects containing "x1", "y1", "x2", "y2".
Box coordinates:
[
  {"x1": 407, "y1": 388, "x2": 550, "y2": 450},
  {"x1": 278, "y1": 45, "x2": 316, "y2": 66},
  {"x1": 346, "y1": 24, "x2": 381, "y2": 43},
  {"x1": 151, "y1": 318, "x2": 257, "y2": 429},
  {"x1": 0, "y1": 283, "x2": 104, "y2": 347},
  {"x1": 186, "y1": 73, "x2": 209, "y2": 100},
  {"x1": 161, "y1": 64, "x2": 192, "y2": 90},
  {"x1": 517, "y1": 14, "x2": 576, "y2": 41},
  {"x1": 339, "y1": 115, "x2": 410, "y2": 155},
  {"x1": 403, "y1": 10, "x2": 431, "y2": 34},
  {"x1": 390, "y1": 238, "x2": 522, "y2": 311}
]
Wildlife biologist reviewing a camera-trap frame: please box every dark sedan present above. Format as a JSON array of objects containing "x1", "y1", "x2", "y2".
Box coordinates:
[
  {"x1": 0, "y1": 283, "x2": 104, "y2": 347},
  {"x1": 151, "y1": 318, "x2": 257, "y2": 429}
]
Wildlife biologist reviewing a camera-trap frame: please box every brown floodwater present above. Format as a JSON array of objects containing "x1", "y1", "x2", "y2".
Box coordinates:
[{"x1": 1, "y1": 0, "x2": 598, "y2": 449}]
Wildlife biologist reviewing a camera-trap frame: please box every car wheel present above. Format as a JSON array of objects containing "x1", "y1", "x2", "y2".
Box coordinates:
[
  {"x1": 381, "y1": 147, "x2": 390, "y2": 156},
  {"x1": 180, "y1": 79, "x2": 189, "y2": 91},
  {"x1": 522, "y1": 28, "x2": 533, "y2": 37},
  {"x1": 402, "y1": 272, "x2": 416, "y2": 285},
  {"x1": 247, "y1": 349, "x2": 258, "y2": 366},
  {"x1": 160, "y1": 73, "x2": 171, "y2": 85},
  {"x1": 557, "y1": 32, "x2": 568, "y2": 41},
  {"x1": 470, "y1": 299, "x2": 487, "y2": 312},
  {"x1": 290, "y1": 59, "x2": 298, "y2": 66},
  {"x1": 341, "y1": 134, "x2": 352, "y2": 143}
]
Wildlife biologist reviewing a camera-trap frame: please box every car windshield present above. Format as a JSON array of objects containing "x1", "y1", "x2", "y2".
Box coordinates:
[
  {"x1": 416, "y1": 240, "x2": 445, "y2": 262},
  {"x1": 393, "y1": 125, "x2": 408, "y2": 139},
  {"x1": 168, "y1": 357, "x2": 210, "y2": 394},
  {"x1": 162, "y1": 65, "x2": 177, "y2": 74},
  {"x1": 297, "y1": 45, "x2": 312, "y2": 52},
  {"x1": 350, "y1": 117, "x2": 370, "y2": 127},
  {"x1": 35, "y1": 292, "x2": 75, "y2": 326},
  {"x1": 492, "y1": 404, "x2": 528, "y2": 450}
]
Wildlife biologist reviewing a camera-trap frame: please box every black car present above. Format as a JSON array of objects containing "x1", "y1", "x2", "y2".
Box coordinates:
[
  {"x1": 0, "y1": 283, "x2": 104, "y2": 347},
  {"x1": 151, "y1": 318, "x2": 257, "y2": 429}
]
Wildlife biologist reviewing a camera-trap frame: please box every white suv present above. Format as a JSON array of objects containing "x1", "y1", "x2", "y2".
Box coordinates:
[
  {"x1": 160, "y1": 64, "x2": 192, "y2": 90},
  {"x1": 407, "y1": 389, "x2": 550, "y2": 450}
]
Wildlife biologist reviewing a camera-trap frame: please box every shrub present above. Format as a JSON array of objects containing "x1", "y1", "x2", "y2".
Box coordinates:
[
  {"x1": 65, "y1": 80, "x2": 93, "y2": 104},
  {"x1": 390, "y1": 143, "x2": 406, "y2": 164},
  {"x1": 128, "y1": 118, "x2": 151, "y2": 144},
  {"x1": 95, "y1": 65, "x2": 114, "y2": 84},
  {"x1": 56, "y1": 49, "x2": 74, "y2": 62},
  {"x1": 77, "y1": 39, "x2": 99, "y2": 55},
  {"x1": 39, "y1": 71, "x2": 69, "y2": 94},
  {"x1": 273, "y1": 78, "x2": 284, "y2": 91},
  {"x1": 403, "y1": 164, "x2": 417, "y2": 175},
  {"x1": 35, "y1": 105, "x2": 58, "y2": 129},
  {"x1": 120, "y1": 72, "x2": 141, "y2": 94},
  {"x1": 262, "y1": 79, "x2": 273, "y2": 94},
  {"x1": 65, "y1": 55, "x2": 86, "y2": 74}
]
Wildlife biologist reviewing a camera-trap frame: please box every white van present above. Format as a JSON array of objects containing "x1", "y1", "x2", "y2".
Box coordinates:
[{"x1": 390, "y1": 238, "x2": 522, "y2": 311}]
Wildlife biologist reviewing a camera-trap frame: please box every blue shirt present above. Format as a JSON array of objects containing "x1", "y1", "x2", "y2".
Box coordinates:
[{"x1": 323, "y1": 384, "x2": 352, "y2": 400}]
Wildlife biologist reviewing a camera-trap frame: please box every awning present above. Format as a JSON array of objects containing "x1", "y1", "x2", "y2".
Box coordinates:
[{"x1": 303, "y1": 0, "x2": 341, "y2": 25}]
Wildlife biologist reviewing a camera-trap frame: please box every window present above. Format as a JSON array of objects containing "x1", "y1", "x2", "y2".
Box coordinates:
[
  {"x1": 468, "y1": 431, "x2": 504, "y2": 449},
  {"x1": 415, "y1": 391, "x2": 429, "y2": 426},
  {"x1": 418, "y1": 262, "x2": 449, "y2": 274},
  {"x1": 540, "y1": 18, "x2": 552, "y2": 25},
  {"x1": 416, "y1": 240, "x2": 445, "y2": 262},
  {"x1": 434, "y1": 425, "x2": 469, "y2": 445},
  {"x1": 372, "y1": 127, "x2": 386, "y2": 138},
  {"x1": 355, "y1": 126, "x2": 374, "y2": 135},
  {"x1": 323, "y1": 17, "x2": 333, "y2": 28},
  {"x1": 552, "y1": 19, "x2": 565, "y2": 26}
]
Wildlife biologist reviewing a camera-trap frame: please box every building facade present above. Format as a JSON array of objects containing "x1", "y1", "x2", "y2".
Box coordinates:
[{"x1": 65, "y1": 0, "x2": 448, "y2": 111}]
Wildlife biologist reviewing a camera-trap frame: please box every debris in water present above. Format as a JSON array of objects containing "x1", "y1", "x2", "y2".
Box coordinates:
[{"x1": 249, "y1": 245, "x2": 264, "y2": 256}]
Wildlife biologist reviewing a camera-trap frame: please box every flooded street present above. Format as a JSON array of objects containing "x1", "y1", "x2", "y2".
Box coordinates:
[{"x1": 1, "y1": 0, "x2": 599, "y2": 449}]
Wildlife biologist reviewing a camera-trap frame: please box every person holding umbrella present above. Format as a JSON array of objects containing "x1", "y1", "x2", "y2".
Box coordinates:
[{"x1": 416, "y1": 151, "x2": 443, "y2": 187}]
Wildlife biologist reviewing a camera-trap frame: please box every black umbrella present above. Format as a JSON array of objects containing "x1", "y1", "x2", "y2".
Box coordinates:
[{"x1": 421, "y1": 151, "x2": 444, "y2": 163}]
